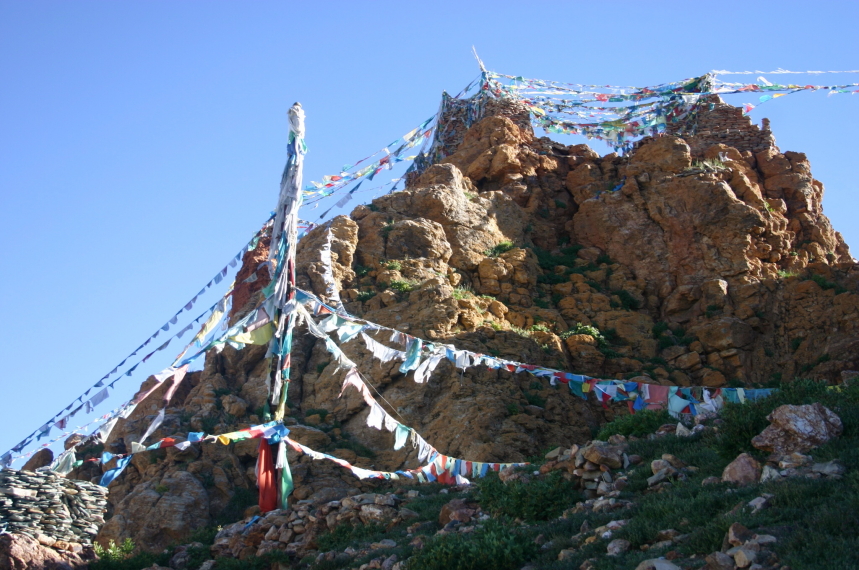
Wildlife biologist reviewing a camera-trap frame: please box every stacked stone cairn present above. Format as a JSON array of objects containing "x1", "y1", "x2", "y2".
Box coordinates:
[
  {"x1": 0, "y1": 469, "x2": 107, "y2": 547},
  {"x1": 526, "y1": 438, "x2": 639, "y2": 500}
]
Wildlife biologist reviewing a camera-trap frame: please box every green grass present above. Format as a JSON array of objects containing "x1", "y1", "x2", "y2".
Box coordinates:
[
  {"x1": 559, "y1": 323, "x2": 605, "y2": 345},
  {"x1": 524, "y1": 390, "x2": 547, "y2": 408},
  {"x1": 596, "y1": 409, "x2": 672, "y2": 440},
  {"x1": 612, "y1": 290, "x2": 641, "y2": 311},
  {"x1": 305, "y1": 408, "x2": 330, "y2": 421},
  {"x1": 476, "y1": 470, "x2": 577, "y2": 522},
  {"x1": 356, "y1": 290, "x2": 376, "y2": 302},
  {"x1": 452, "y1": 286, "x2": 473, "y2": 300},
  {"x1": 407, "y1": 519, "x2": 537, "y2": 570},
  {"x1": 390, "y1": 279, "x2": 418, "y2": 293},
  {"x1": 213, "y1": 487, "x2": 257, "y2": 527},
  {"x1": 316, "y1": 522, "x2": 390, "y2": 552},
  {"x1": 484, "y1": 240, "x2": 516, "y2": 257},
  {"x1": 354, "y1": 264, "x2": 371, "y2": 277},
  {"x1": 330, "y1": 436, "x2": 376, "y2": 459},
  {"x1": 808, "y1": 273, "x2": 847, "y2": 294},
  {"x1": 716, "y1": 378, "x2": 859, "y2": 461},
  {"x1": 530, "y1": 245, "x2": 584, "y2": 271}
]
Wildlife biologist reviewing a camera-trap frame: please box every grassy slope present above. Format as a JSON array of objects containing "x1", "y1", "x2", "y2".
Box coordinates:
[{"x1": 90, "y1": 379, "x2": 859, "y2": 570}]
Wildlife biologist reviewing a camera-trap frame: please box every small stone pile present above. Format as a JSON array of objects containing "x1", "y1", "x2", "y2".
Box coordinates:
[
  {"x1": 211, "y1": 492, "x2": 415, "y2": 561},
  {"x1": 701, "y1": 522, "x2": 780, "y2": 570},
  {"x1": 0, "y1": 468, "x2": 107, "y2": 547},
  {"x1": 537, "y1": 439, "x2": 639, "y2": 499}
]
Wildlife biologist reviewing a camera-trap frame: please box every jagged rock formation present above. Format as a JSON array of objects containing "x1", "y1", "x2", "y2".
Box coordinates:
[{"x1": 85, "y1": 99, "x2": 858, "y2": 552}]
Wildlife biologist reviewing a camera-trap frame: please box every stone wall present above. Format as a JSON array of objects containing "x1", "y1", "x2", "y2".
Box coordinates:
[
  {"x1": 0, "y1": 469, "x2": 107, "y2": 546},
  {"x1": 667, "y1": 95, "x2": 777, "y2": 156}
]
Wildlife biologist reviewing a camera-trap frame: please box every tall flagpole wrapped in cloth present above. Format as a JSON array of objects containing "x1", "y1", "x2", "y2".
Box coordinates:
[{"x1": 262, "y1": 102, "x2": 306, "y2": 510}]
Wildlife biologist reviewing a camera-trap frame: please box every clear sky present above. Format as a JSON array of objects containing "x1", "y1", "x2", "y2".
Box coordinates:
[{"x1": 1, "y1": 1, "x2": 856, "y2": 462}]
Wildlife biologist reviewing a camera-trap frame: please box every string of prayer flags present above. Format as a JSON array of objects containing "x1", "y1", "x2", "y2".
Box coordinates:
[
  {"x1": 1, "y1": 214, "x2": 277, "y2": 464},
  {"x1": 295, "y1": 286, "x2": 774, "y2": 420}
]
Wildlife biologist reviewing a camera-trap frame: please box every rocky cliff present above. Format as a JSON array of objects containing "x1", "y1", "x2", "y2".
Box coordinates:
[{"x1": 63, "y1": 98, "x2": 859, "y2": 554}]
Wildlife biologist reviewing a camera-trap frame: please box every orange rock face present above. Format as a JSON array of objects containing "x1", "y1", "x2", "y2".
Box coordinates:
[{"x1": 93, "y1": 99, "x2": 858, "y2": 552}]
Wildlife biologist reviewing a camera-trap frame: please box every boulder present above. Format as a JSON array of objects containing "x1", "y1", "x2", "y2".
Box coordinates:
[
  {"x1": 721, "y1": 453, "x2": 761, "y2": 486},
  {"x1": 0, "y1": 533, "x2": 91, "y2": 570},
  {"x1": 704, "y1": 551, "x2": 735, "y2": 570},
  {"x1": 582, "y1": 444, "x2": 622, "y2": 469},
  {"x1": 751, "y1": 403, "x2": 843, "y2": 455},
  {"x1": 287, "y1": 426, "x2": 333, "y2": 450},
  {"x1": 97, "y1": 471, "x2": 210, "y2": 552},
  {"x1": 21, "y1": 449, "x2": 53, "y2": 472},
  {"x1": 606, "y1": 538, "x2": 631, "y2": 555}
]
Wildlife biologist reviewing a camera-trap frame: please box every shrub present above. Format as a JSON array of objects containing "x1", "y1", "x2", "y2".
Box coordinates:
[
  {"x1": 809, "y1": 273, "x2": 847, "y2": 294},
  {"x1": 484, "y1": 240, "x2": 515, "y2": 257},
  {"x1": 536, "y1": 273, "x2": 566, "y2": 285},
  {"x1": 452, "y1": 286, "x2": 473, "y2": 300},
  {"x1": 651, "y1": 321, "x2": 668, "y2": 338},
  {"x1": 613, "y1": 289, "x2": 641, "y2": 310},
  {"x1": 599, "y1": 347, "x2": 622, "y2": 359},
  {"x1": 554, "y1": 199, "x2": 568, "y2": 209},
  {"x1": 407, "y1": 519, "x2": 536, "y2": 570},
  {"x1": 90, "y1": 538, "x2": 185, "y2": 570},
  {"x1": 305, "y1": 408, "x2": 329, "y2": 421},
  {"x1": 524, "y1": 390, "x2": 546, "y2": 408},
  {"x1": 596, "y1": 409, "x2": 672, "y2": 440},
  {"x1": 385, "y1": 260, "x2": 402, "y2": 271},
  {"x1": 200, "y1": 415, "x2": 219, "y2": 434},
  {"x1": 790, "y1": 337, "x2": 804, "y2": 352},
  {"x1": 213, "y1": 487, "x2": 257, "y2": 527},
  {"x1": 603, "y1": 327, "x2": 621, "y2": 344},
  {"x1": 533, "y1": 298, "x2": 549, "y2": 309},
  {"x1": 530, "y1": 245, "x2": 581, "y2": 270},
  {"x1": 476, "y1": 470, "x2": 577, "y2": 521},
  {"x1": 560, "y1": 323, "x2": 605, "y2": 345},
  {"x1": 390, "y1": 279, "x2": 417, "y2": 293},
  {"x1": 529, "y1": 323, "x2": 551, "y2": 333},
  {"x1": 596, "y1": 253, "x2": 612, "y2": 265},
  {"x1": 354, "y1": 265, "x2": 371, "y2": 277},
  {"x1": 332, "y1": 437, "x2": 376, "y2": 459},
  {"x1": 356, "y1": 290, "x2": 376, "y2": 302},
  {"x1": 381, "y1": 220, "x2": 395, "y2": 238}
]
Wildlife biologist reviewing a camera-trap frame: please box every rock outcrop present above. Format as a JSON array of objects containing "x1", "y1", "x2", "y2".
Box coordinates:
[
  {"x1": 0, "y1": 533, "x2": 94, "y2": 570},
  {"x1": 73, "y1": 97, "x2": 858, "y2": 552}
]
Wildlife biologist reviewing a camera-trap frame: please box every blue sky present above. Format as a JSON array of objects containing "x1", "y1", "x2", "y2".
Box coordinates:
[{"x1": 1, "y1": 1, "x2": 856, "y2": 462}]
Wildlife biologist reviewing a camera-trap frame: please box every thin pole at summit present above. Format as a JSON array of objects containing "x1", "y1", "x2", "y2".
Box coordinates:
[{"x1": 264, "y1": 102, "x2": 306, "y2": 507}]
